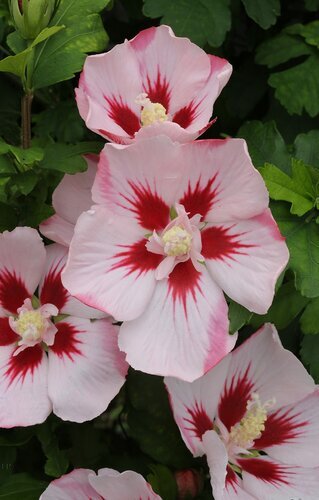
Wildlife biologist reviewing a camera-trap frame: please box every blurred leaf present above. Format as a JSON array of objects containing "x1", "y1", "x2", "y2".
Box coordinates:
[
  {"x1": 228, "y1": 301, "x2": 252, "y2": 334},
  {"x1": 260, "y1": 159, "x2": 319, "y2": 216},
  {"x1": 256, "y1": 33, "x2": 312, "y2": 68},
  {"x1": 238, "y1": 121, "x2": 291, "y2": 173},
  {"x1": 241, "y1": 0, "x2": 280, "y2": 29},
  {"x1": 39, "y1": 142, "x2": 101, "y2": 173},
  {"x1": 32, "y1": 0, "x2": 110, "y2": 89},
  {"x1": 0, "y1": 202, "x2": 17, "y2": 231},
  {"x1": 305, "y1": 0, "x2": 319, "y2": 10},
  {"x1": 36, "y1": 422, "x2": 69, "y2": 478},
  {"x1": 0, "y1": 428, "x2": 33, "y2": 447},
  {"x1": 285, "y1": 21, "x2": 319, "y2": 49},
  {"x1": 294, "y1": 130, "x2": 319, "y2": 169},
  {"x1": 0, "y1": 473, "x2": 47, "y2": 500},
  {"x1": 12, "y1": 172, "x2": 38, "y2": 195},
  {"x1": 301, "y1": 334, "x2": 319, "y2": 382},
  {"x1": 33, "y1": 101, "x2": 84, "y2": 143},
  {"x1": 143, "y1": 0, "x2": 231, "y2": 47},
  {"x1": 300, "y1": 298, "x2": 319, "y2": 334},
  {"x1": 147, "y1": 464, "x2": 177, "y2": 500},
  {"x1": 0, "y1": 448, "x2": 15, "y2": 482}
]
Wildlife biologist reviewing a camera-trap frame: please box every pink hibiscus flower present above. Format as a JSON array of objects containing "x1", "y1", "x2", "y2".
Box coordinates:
[
  {"x1": 40, "y1": 468, "x2": 161, "y2": 499},
  {"x1": 62, "y1": 135, "x2": 289, "y2": 381},
  {"x1": 0, "y1": 227, "x2": 128, "y2": 427},
  {"x1": 165, "y1": 324, "x2": 319, "y2": 499},
  {"x1": 76, "y1": 25, "x2": 232, "y2": 144},
  {"x1": 40, "y1": 155, "x2": 97, "y2": 247}
]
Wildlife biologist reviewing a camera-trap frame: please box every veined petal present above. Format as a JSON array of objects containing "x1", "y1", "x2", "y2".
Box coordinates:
[
  {"x1": 0, "y1": 344, "x2": 51, "y2": 427},
  {"x1": 48, "y1": 317, "x2": 127, "y2": 422},
  {"x1": 119, "y1": 262, "x2": 236, "y2": 381},
  {"x1": 202, "y1": 210, "x2": 289, "y2": 314},
  {"x1": 62, "y1": 205, "x2": 159, "y2": 321},
  {"x1": 0, "y1": 227, "x2": 46, "y2": 315},
  {"x1": 89, "y1": 468, "x2": 161, "y2": 499},
  {"x1": 40, "y1": 469, "x2": 100, "y2": 500}
]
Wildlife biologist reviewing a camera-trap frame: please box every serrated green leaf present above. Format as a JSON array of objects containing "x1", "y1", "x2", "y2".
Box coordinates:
[
  {"x1": 143, "y1": 0, "x2": 231, "y2": 47},
  {"x1": 285, "y1": 21, "x2": 319, "y2": 49},
  {"x1": 300, "y1": 298, "x2": 319, "y2": 334},
  {"x1": 237, "y1": 121, "x2": 291, "y2": 173},
  {"x1": 39, "y1": 142, "x2": 101, "y2": 173},
  {"x1": 32, "y1": 0, "x2": 109, "y2": 89},
  {"x1": 0, "y1": 473, "x2": 47, "y2": 500},
  {"x1": 294, "y1": 130, "x2": 319, "y2": 169},
  {"x1": 269, "y1": 55, "x2": 319, "y2": 117},
  {"x1": 256, "y1": 33, "x2": 312, "y2": 68},
  {"x1": 260, "y1": 159, "x2": 318, "y2": 216},
  {"x1": 241, "y1": 0, "x2": 280, "y2": 29},
  {"x1": 301, "y1": 334, "x2": 319, "y2": 382},
  {"x1": 272, "y1": 202, "x2": 319, "y2": 298}
]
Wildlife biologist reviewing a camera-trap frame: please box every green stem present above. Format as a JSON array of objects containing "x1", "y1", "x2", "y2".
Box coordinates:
[{"x1": 21, "y1": 92, "x2": 33, "y2": 149}]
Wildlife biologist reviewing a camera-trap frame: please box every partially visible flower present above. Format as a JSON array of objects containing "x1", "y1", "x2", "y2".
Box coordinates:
[
  {"x1": 40, "y1": 155, "x2": 97, "y2": 247},
  {"x1": 9, "y1": 0, "x2": 56, "y2": 40},
  {"x1": 62, "y1": 136, "x2": 289, "y2": 381},
  {"x1": 175, "y1": 469, "x2": 202, "y2": 499},
  {"x1": 165, "y1": 324, "x2": 319, "y2": 499},
  {"x1": 76, "y1": 25, "x2": 232, "y2": 144},
  {"x1": 40, "y1": 468, "x2": 162, "y2": 499},
  {"x1": 0, "y1": 227, "x2": 128, "y2": 427}
]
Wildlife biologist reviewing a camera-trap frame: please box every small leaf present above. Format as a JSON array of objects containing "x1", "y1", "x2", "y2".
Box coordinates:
[
  {"x1": 301, "y1": 334, "x2": 319, "y2": 382},
  {"x1": 13, "y1": 172, "x2": 38, "y2": 195},
  {"x1": 300, "y1": 298, "x2": 319, "y2": 334},
  {"x1": 228, "y1": 300, "x2": 252, "y2": 334},
  {"x1": 39, "y1": 142, "x2": 101, "y2": 174},
  {"x1": 0, "y1": 473, "x2": 47, "y2": 500},
  {"x1": 36, "y1": 422, "x2": 69, "y2": 478},
  {"x1": 256, "y1": 33, "x2": 312, "y2": 68},
  {"x1": 294, "y1": 130, "x2": 319, "y2": 169},
  {"x1": 241, "y1": 0, "x2": 280, "y2": 29}
]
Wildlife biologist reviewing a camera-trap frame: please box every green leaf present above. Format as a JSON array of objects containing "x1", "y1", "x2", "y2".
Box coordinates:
[
  {"x1": 301, "y1": 334, "x2": 319, "y2": 382},
  {"x1": 256, "y1": 33, "x2": 312, "y2": 68},
  {"x1": 147, "y1": 465, "x2": 177, "y2": 500},
  {"x1": 39, "y1": 142, "x2": 101, "y2": 173},
  {"x1": 33, "y1": 101, "x2": 84, "y2": 143},
  {"x1": 269, "y1": 55, "x2": 319, "y2": 117},
  {"x1": 36, "y1": 422, "x2": 69, "y2": 478},
  {"x1": 9, "y1": 146, "x2": 44, "y2": 166},
  {"x1": 271, "y1": 202, "x2": 319, "y2": 298},
  {"x1": 228, "y1": 300, "x2": 252, "y2": 334},
  {"x1": 301, "y1": 298, "x2": 319, "y2": 334},
  {"x1": 237, "y1": 121, "x2": 291, "y2": 173},
  {"x1": 13, "y1": 172, "x2": 38, "y2": 195},
  {"x1": 0, "y1": 473, "x2": 47, "y2": 500},
  {"x1": 32, "y1": 0, "x2": 109, "y2": 89},
  {"x1": 294, "y1": 130, "x2": 319, "y2": 169},
  {"x1": 285, "y1": 21, "x2": 319, "y2": 49},
  {"x1": 0, "y1": 202, "x2": 17, "y2": 231},
  {"x1": 241, "y1": 0, "x2": 280, "y2": 29},
  {"x1": 143, "y1": 0, "x2": 231, "y2": 47},
  {"x1": 260, "y1": 159, "x2": 318, "y2": 216}
]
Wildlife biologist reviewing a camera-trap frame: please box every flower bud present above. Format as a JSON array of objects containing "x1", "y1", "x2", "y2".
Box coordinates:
[
  {"x1": 9, "y1": 0, "x2": 57, "y2": 40},
  {"x1": 174, "y1": 469, "x2": 203, "y2": 499}
]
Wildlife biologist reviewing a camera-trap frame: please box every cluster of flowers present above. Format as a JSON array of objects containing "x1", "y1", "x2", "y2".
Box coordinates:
[{"x1": 1, "y1": 26, "x2": 318, "y2": 499}]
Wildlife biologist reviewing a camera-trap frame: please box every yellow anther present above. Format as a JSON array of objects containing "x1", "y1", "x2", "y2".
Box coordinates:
[
  {"x1": 15, "y1": 310, "x2": 46, "y2": 342},
  {"x1": 136, "y1": 93, "x2": 168, "y2": 127},
  {"x1": 229, "y1": 393, "x2": 270, "y2": 449},
  {"x1": 162, "y1": 226, "x2": 192, "y2": 257}
]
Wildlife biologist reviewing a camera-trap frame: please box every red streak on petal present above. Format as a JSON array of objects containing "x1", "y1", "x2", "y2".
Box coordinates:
[
  {"x1": 201, "y1": 226, "x2": 255, "y2": 261},
  {"x1": 50, "y1": 322, "x2": 83, "y2": 361},
  {"x1": 40, "y1": 258, "x2": 68, "y2": 311},
  {"x1": 254, "y1": 408, "x2": 308, "y2": 450},
  {"x1": 218, "y1": 364, "x2": 254, "y2": 431},
  {"x1": 112, "y1": 239, "x2": 162, "y2": 276},
  {"x1": 5, "y1": 345, "x2": 43, "y2": 386},
  {"x1": 144, "y1": 69, "x2": 171, "y2": 110},
  {"x1": 168, "y1": 260, "x2": 202, "y2": 315},
  {"x1": 183, "y1": 401, "x2": 213, "y2": 440},
  {"x1": 121, "y1": 180, "x2": 170, "y2": 231},
  {"x1": 237, "y1": 458, "x2": 291, "y2": 485},
  {"x1": 173, "y1": 101, "x2": 200, "y2": 129},
  {"x1": 0, "y1": 269, "x2": 30, "y2": 314},
  {"x1": 105, "y1": 95, "x2": 140, "y2": 137},
  {"x1": 97, "y1": 130, "x2": 128, "y2": 144},
  {"x1": 179, "y1": 175, "x2": 219, "y2": 219},
  {"x1": 0, "y1": 317, "x2": 19, "y2": 346}
]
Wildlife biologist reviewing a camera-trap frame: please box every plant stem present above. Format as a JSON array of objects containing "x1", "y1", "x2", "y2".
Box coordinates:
[{"x1": 21, "y1": 92, "x2": 33, "y2": 149}]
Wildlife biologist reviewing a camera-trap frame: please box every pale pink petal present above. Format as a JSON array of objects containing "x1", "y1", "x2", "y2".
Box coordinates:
[
  {"x1": 0, "y1": 227, "x2": 46, "y2": 315},
  {"x1": 40, "y1": 469, "x2": 99, "y2": 500},
  {"x1": 119, "y1": 262, "x2": 236, "y2": 381},
  {"x1": 48, "y1": 317, "x2": 127, "y2": 422},
  {"x1": 40, "y1": 214, "x2": 75, "y2": 247},
  {"x1": 62, "y1": 205, "x2": 159, "y2": 320},
  {"x1": 92, "y1": 137, "x2": 181, "y2": 230},
  {"x1": 165, "y1": 357, "x2": 230, "y2": 455},
  {"x1": 217, "y1": 324, "x2": 315, "y2": 432},
  {"x1": 202, "y1": 430, "x2": 229, "y2": 499},
  {"x1": 0, "y1": 344, "x2": 51, "y2": 427},
  {"x1": 89, "y1": 468, "x2": 161, "y2": 499},
  {"x1": 255, "y1": 388, "x2": 319, "y2": 467},
  {"x1": 174, "y1": 139, "x2": 269, "y2": 223},
  {"x1": 239, "y1": 456, "x2": 319, "y2": 500},
  {"x1": 202, "y1": 210, "x2": 289, "y2": 314},
  {"x1": 39, "y1": 244, "x2": 105, "y2": 319},
  {"x1": 133, "y1": 118, "x2": 211, "y2": 143},
  {"x1": 216, "y1": 467, "x2": 257, "y2": 500}
]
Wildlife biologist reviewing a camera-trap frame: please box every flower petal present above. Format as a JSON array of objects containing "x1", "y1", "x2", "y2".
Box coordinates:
[
  {"x1": 202, "y1": 210, "x2": 289, "y2": 314},
  {"x1": 40, "y1": 214, "x2": 75, "y2": 247},
  {"x1": 119, "y1": 262, "x2": 236, "y2": 381},
  {"x1": 0, "y1": 316, "x2": 19, "y2": 346},
  {"x1": 0, "y1": 344, "x2": 51, "y2": 427},
  {"x1": 40, "y1": 469, "x2": 99, "y2": 500},
  {"x1": 62, "y1": 205, "x2": 159, "y2": 320},
  {"x1": 89, "y1": 468, "x2": 161, "y2": 499},
  {"x1": 202, "y1": 430, "x2": 230, "y2": 499},
  {"x1": 0, "y1": 227, "x2": 45, "y2": 314},
  {"x1": 48, "y1": 317, "x2": 127, "y2": 422}
]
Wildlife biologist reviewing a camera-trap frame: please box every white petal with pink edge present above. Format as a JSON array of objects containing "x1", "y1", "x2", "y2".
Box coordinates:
[
  {"x1": 119, "y1": 262, "x2": 236, "y2": 381},
  {"x1": 48, "y1": 317, "x2": 127, "y2": 422},
  {"x1": 89, "y1": 468, "x2": 162, "y2": 499},
  {"x1": 40, "y1": 469, "x2": 99, "y2": 500},
  {"x1": 202, "y1": 210, "x2": 289, "y2": 314},
  {"x1": 0, "y1": 344, "x2": 51, "y2": 427},
  {"x1": 0, "y1": 227, "x2": 46, "y2": 315},
  {"x1": 39, "y1": 243, "x2": 105, "y2": 319},
  {"x1": 165, "y1": 357, "x2": 229, "y2": 455},
  {"x1": 62, "y1": 205, "x2": 158, "y2": 320}
]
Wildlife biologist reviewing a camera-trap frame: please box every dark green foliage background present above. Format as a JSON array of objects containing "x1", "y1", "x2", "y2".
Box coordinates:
[{"x1": 0, "y1": 0, "x2": 318, "y2": 498}]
